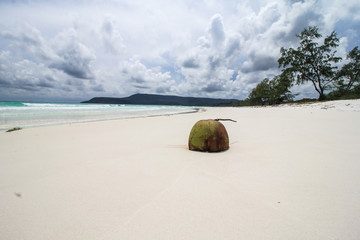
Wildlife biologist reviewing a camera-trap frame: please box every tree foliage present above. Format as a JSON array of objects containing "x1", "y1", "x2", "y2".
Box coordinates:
[
  {"x1": 247, "y1": 72, "x2": 294, "y2": 105},
  {"x1": 242, "y1": 26, "x2": 360, "y2": 105},
  {"x1": 326, "y1": 46, "x2": 360, "y2": 100},
  {"x1": 278, "y1": 26, "x2": 342, "y2": 100},
  {"x1": 337, "y1": 46, "x2": 360, "y2": 90}
]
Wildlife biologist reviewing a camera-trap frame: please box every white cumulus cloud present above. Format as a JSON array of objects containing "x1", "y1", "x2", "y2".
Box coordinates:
[{"x1": 0, "y1": 0, "x2": 359, "y2": 101}]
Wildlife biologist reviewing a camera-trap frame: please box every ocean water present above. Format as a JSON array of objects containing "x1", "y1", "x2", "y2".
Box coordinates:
[{"x1": 0, "y1": 102, "x2": 198, "y2": 130}]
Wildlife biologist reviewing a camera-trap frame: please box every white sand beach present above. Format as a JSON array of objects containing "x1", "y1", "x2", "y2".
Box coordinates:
[{"x1": 1, "y1": 99, "x2": 360, "y2": 240}]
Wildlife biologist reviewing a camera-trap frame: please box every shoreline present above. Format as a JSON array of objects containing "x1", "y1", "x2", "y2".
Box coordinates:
[
  {"x1": 0, "y1": 105, "x2": 202, "y2": 131},
  {"x1": 2, "y1": 98, "x2": 359, "y2": 131},
  {"x1": 1, "y1": 101, "x2": 360, "y2": 239}
]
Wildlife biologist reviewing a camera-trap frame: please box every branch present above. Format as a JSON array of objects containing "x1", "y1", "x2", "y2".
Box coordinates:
[{"x1": 215, "y1": 119, "x2": 237, "y2": 122}]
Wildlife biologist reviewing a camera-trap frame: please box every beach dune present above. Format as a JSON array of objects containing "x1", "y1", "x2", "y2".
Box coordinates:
[{"x1": 1, "y1": 100, "x2": 360, "y2": 240}]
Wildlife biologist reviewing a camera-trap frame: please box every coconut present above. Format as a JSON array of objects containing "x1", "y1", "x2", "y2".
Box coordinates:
[{"x1": 188, "y1": 119, "x2": 229, "y2": 152}]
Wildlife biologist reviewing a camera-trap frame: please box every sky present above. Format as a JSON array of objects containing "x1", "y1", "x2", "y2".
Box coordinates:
[{"x1": 0, "y1": 0, "x2": 359, "y2": 102}]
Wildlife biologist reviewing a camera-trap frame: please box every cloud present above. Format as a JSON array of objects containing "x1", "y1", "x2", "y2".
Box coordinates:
[
  {"x1": 0, "y1": 25, "x2": 96, "y2": 80},
  {"x1": 0, "y1": 51, "x2": 53, "y2": 90},
  {"x1": 100, "y1": 17, "x2": 125, "y2": 55},
  {"x1": 225, "y1": 35, "x2": 241, "y2": 58},
  {"x1": 49, "y1": 41, "x2": 95, "y2": 79},
  {"x1": 283, "y1": 1, "x2": 322, "y2": 42},
  {"x1": 208, "y1": 14, "x2": 225, "y2": 48},
  {"x1": 241, "y1": 52, "x2": 278, "y2": 73},
  {"x1": 182, "y1": 57, "x2": 200, "y2": 69},
  {"x1": 0, "y1": 24, "x2": 58, "y2": 61},
  {"x1": 91, "y1": 84, "x2": 104, "y2": 92},
  {"x1": 118, "y1": 58, "x2": 175, "y2": 94},
  {"x1": 0, "y1": 0, "x2": 359, "y2": 101},
  {"x1": 0, "y1": 48, "x2": 101, "y2": 101},
  {"x1": 174, "y1": 14, "x2": 242, "y2": 98},
  {"x1": 202, "y1": 82, "x2": 226, "y2": 93},
  {"x1": 49, "y1": 29, "x2": 96, "y2": 79}
]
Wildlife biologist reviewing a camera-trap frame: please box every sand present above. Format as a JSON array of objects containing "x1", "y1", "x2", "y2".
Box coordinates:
[{"x1": 1, "y1": 100, "x2": 360, "y2": 240}]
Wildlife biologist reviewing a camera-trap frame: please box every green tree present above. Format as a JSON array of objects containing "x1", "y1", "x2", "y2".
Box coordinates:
[
  {"x1": 248, "y1": 78, "x2": 271, "y2": 105},
  {"x1": 278, "y1": 26, "x2": 342, "y2": 100},
  {"x1": 269, "y1": 71, "x2": 295, "y2": 104},
  {"x1": 247, "y1": 71, "x2": 294, "y2": 105},
  {"x1": 337, "y1": 46, "x2": 360, "y2": 90}
]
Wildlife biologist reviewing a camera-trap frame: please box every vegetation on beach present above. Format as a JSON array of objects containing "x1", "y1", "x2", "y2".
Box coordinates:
[
  {"x1": 246, "y1": 71, "x2": 295, "y2": 106},
  {"x1": 240, "y1": 26, "x2": 360, "y2": 106},
  {"x1": 327, "y1": 46, "x2": 360, "y2": 100},
  {"x1": 6, "y1": 127, "x2": 22, "y2": 132},
  {"x1": 278, "y1": 26, "x2": 342, "y2": 101}
]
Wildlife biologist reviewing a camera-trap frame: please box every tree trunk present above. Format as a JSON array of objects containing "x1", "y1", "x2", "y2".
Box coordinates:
[{"x1": 318, "y1": 92, "x2": 326, "y2": 101}]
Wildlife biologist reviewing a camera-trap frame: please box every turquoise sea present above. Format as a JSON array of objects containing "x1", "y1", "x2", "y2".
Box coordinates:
[{"x1": 0, "y1": 102, "x2": 198, "y2": 130}]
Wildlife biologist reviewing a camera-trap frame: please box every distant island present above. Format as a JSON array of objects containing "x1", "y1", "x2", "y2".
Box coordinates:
[{"x1": 81, "y1": 93, "x2": 240, "y2": 106}]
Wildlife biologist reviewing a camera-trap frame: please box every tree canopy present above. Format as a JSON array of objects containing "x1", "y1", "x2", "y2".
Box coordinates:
[
  {"x1": 337, "y1": 46, "x2": 360, "y2": 90},
  {"x1": 247, "y1": 71, "x2": 294, "y2": 105},
  {"x1": 242, "y1": 26, "x2": 360, "y2": 106},
  {"x1": 278, "y1": 26, "x2": 342, "y2": 100}
]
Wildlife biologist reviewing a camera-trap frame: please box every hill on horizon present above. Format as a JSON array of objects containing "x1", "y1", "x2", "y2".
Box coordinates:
[{"x1": 81, "y1": 93, "x2": 239, "y2": 106}]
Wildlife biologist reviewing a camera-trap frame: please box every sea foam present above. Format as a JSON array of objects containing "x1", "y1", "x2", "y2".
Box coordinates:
[{"x1": 0, "y1": 102, "x2": 198, "y2": 130}]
